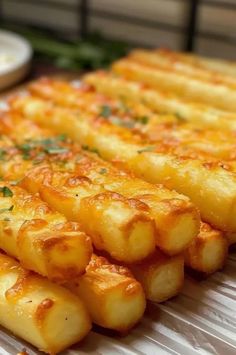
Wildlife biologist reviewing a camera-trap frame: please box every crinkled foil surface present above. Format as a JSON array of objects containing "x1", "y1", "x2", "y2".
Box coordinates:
[{"x1": 1, "y1": 253, "x2": 235, "y2": 355}]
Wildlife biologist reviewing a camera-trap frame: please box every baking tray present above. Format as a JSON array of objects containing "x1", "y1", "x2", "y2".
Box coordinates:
[{"x1": 1, "y1": 252, "x2": 235, "y2": 355}]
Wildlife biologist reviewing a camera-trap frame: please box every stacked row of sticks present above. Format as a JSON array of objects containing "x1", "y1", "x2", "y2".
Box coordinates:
[{"x1": 0, "y1": 49, "x2": 236, "y2": 354}]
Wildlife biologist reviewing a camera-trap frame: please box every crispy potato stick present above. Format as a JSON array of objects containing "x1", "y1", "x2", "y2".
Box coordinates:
[
  {"x1": 29, "y1": 77, "x2": 171, "y2": 125},
  {"x1": 172, "y1": 51, "x2": 236, "y2": 77},
  {"x1": 21, "y1": 167, "x2": 156, "y2": 263},
  {"x1": 13, "y1": 96, "x2": 236, "y2": 232},
  {"x1": 84, "y1": 72, "x2": 236, "y2": 131},
  {"x1": 112, "y1": 59, "x2": 236, "y2": 112},
  {"x1": 0, "y1": 117, "x2": 156, "y2": 263},
  {"x1": 129, "y1": 249, "x2": 184, "y2": 303},
  {"x1": 0, "y1": 183, "x2": 92, "y2": 281},
  {"x1": 29, "y1": 78, "x2": 236, "y2": 161},
  {"x1": 8, "y1": 101, "x2": 199, "y2": 256},
  {"x1": 185, "y1": 223, "x2": 228, "y2": 274},
  {"x1": 0, "y1": 252, "x2": 91, "y2": 354},
  {"x1": 68, "y1": 254, "x2": 146, "y2": 332},
  {"x1": 130, "y1": 49, "x2": 236, "y2": 89}
]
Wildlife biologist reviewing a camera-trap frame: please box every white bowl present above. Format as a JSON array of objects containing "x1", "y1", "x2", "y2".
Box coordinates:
[{"x1": 0, "y1": 30, "x2": 32, "y2": 91}]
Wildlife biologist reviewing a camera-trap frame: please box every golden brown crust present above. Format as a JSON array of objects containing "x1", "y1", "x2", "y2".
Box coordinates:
[{"x1": 5, "y1": 269, "x2": 33, "y2": 301}]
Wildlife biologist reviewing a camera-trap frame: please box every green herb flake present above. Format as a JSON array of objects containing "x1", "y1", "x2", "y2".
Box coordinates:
[
  {"x1": 137, "y1": 116, "x2": 149, "y2": 124},
  {"x1": 0, "y1": 205, "x2": 14, "y2": 214},
  {"x1": 57, "y1": 134, "x2": 67, "y2": 141},
  {"x1": 99, "y1": 168, "x2": 107, "y2": 174},
  {"x1": 45, "y1": 147, "x2": 69, "y2": 155},
  {"x1": 0, "y1": 149, "x2": 6, "y2": 161},
  {"x1": 175, "y1": 112, "x2": 186, "y2": 122},
  {"x1": 110, "y1": 116, "x2": 135, "y2": 129},
  {"x1": 17, "y1": 143, "x2": 32, "y2": 160},
  {"x1": 137, "y1": 146, "x2": 156, "y2": 154},
  {"x1": 118, "y1": 100, "x2": 130, "y2": 114},
  {"x1": 100, "y1": 105, "x2": 112, "y2": 118},
  {"x1": 0, "y1": 186, "x2": 13, "y2": 197},
  {"x1": 82, "y1": 145, "x2": 100, "y2": 155}
]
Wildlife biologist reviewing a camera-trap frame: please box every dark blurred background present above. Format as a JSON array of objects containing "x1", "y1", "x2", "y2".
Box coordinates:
[{"x1": 0, "y1": 0, "x2": 236, "y2": 73}]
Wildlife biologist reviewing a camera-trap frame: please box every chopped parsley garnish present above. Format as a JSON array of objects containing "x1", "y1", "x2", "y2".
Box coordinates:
[
  {"x1": 136, "y1": 116, "x2": 149, "y2": 124},
  {"x1": 137, "y1": 146, "x2": 155, "y2": 154},
  {"x1": 100, "y1": 105, "x2": 112, "y2": 118},
  {"x1": 0, "y1": 149, "x2": 6, "y2": 161},
  {"x1": 82, "y1": 145, "x2": 100, "y2": 155},
  {"x1": 0, "y1": 186, "x2": 13, "y2": 197},
  {"x1": 110, "y1": 117, "x2": 135, "y2": 129},
  {"x1": 175, "y1": 112, "x2": 186, "y2": 122},
  {"x1": 57, "y1": 134, "x2": 67, "y2": 141},
  {"x1": 18, "y1": 143, "x2": 32, "y2": 160},
  {"x1": 0, "y1": 205, "x2": 14, "y2": 213},
  {"x1": 17, "y1": 135, "x2": 69, "y2": 159},
  {"x1": 45, "y1": 147, "x2": 69, "y2": 155},
  {"x1": 118, "y1": 100, "x2": 130, "y2": 114},
  {"x1": 99, "y1": 168, "x2": 107, "y2": 174}
]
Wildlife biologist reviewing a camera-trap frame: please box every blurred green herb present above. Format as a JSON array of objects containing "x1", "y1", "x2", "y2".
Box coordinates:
[
  {"x1": 0, "y1": 186, "x2": 13, "y2": 197},
  {"x1": 99, "y1": 168, "x2": 107, "y2": 174},
  {"x1": 0, "y1": 205, "x2": 14, "y2": 213},
  {"x1": 3, "y1": 25, "x2": 130, "y2": 70},
  {"x1": 137, "y1": 116, "x2": 149, "y2": 124},
  {"x1": 100, "y1": 105, "x2": 112, "y2": 118},
  {"x1": 137, "y1": 146, "x2": 155, "y2": 154}
]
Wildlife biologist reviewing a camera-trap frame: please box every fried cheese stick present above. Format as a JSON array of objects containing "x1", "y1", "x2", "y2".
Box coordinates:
[
  {"x1": 129, "y1": 249, "x2": 184, "y2": 302},
  {"x1": 185, "y1": 223, "x2": 228, "y2": 274},
  {"x1": 69, "y1": 254, "x2": 146, "y2": 332},
  {"x1": 84, "y1": 72, "x2": 236, "y2": 131},
  {"x1": 112, "y1": 59, "x2": 236, "y2": 112},
  {"x1": 0, "y1": 252, "x2": 91, "y2": 354},
  {"x1": 0, "y1": 136, "x2": 156, "y2": 263},
  {"x1": 171, "y1": 51, "x2": 236, "y2": 78},
  {"x1": 12, "y1": 96, "x2": 236, "y2": 232},
  {"x1": 2, "y1": 105, "x2": 227, "y2": 277},
  {"x1": 29, "y1": 78, "x2": 236, "y2": 161},
  {"x1": 4, "y1": 106, "x2": 199, "y2": 256},
  {"x1": 0, "y1": 183, "x2": 92, "y2": 282},
  {"x1": 130, "y1": 49, "x2": 236, "y2": 90}
]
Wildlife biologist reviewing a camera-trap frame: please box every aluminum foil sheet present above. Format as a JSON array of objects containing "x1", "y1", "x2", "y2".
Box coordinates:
[{"x1": 1, "y1": 253, "x2": 235, "y2": 355}]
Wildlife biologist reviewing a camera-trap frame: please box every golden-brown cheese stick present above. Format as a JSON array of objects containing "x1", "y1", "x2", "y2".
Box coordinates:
[
  {"x1": 0, "y1": 116, "x2": 223, "y2": 277},
  {"x1": 174, "y1": 51, "x2": 236, "y2": 78},
  {"x1": 21, "y1": 167, "x2": 156, "y2": 263},
  {"x1": 14, "y1": 96, "x2": 236, "y2": 232},
  {"x1": 112, "y1": 59, "x2": 236, "y2": 112},
  {"x1": 70, "y1": 156, "x2": 199, "y2": 256},
  {"x1": 68, "y1": 254, "x2": 146, "y2": 332},
  {"x1": 130, "y1": 49, "x2": 236, "y2": 89},
  {"x1": 29, "y1": 77, "x2": 171, "y2": 125},
  {"x1": 28, "y1": 78, "x2": 236, "y2": 162},
  {"x1": 185, "y1": 223, "x2": 228, "y2": 274},
  {"x1": 0, "y1": 121, "x2": 156, "y2": 263},
  {"x1": 0, "y1": 125, "x2": 197, "y2": 257},
  {"x1": 129, "y1": 249, "x2": 184, "y2": 303},
  {"x1": 0, "y1": 183, "x2": 92, "y2": 282},
  {"x1": 84, "y1": 72, "x2": 236, "y2": 131},
  {"x1": 8, "y1": 101, "x2": 199, "y2": 256},
  {"x1": 0, "y1": 252, "x2": 91, "y2": 354}
]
